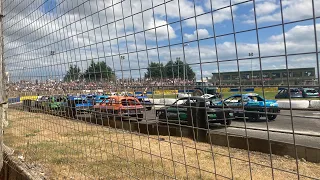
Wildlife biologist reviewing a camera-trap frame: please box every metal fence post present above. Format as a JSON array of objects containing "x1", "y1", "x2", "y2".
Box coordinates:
[{"x1": 0, "y1": 0, "x2": 5, "y2": 170}]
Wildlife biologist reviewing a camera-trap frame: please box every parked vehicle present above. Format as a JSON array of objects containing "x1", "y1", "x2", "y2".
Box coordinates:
[
  {"x1": 275, "y1": 88, "x2": 303, "y2": 99},
  {"x1": 219, "y1": 93, "x2": 279, "y2": 121},
  {"x1": 298, "y1": 88, "x2": 319, "y2": 98},
  {"x1": 156, "y1": 97, "x2": 234, "y2": 125},
  {"x1": 135, "y1": 95, "x2": 153, "y2": 111},
  {"x1": 93, "y1": 96, "x2": 143, "y2": 120}
]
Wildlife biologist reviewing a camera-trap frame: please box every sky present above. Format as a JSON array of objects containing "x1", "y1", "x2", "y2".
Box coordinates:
[{"x1": 3, "y1": 0, "x2": 320, "y2": 81}]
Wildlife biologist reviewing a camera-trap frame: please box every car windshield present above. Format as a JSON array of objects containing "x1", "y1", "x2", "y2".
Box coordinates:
[
  {"x1": 173, "y1": 99, "x2": 198, "y2": 106},
  {"x1": 306, "y1": 89, "x2": 317, "y2": 93},
  {"x1": 290, "y1": 89, "x2": 300, "y2": 92},
  {"x1": 247, "y1": 96, "x2": 264, "y2": 101},
  {"x1": 55, "y1": 97, "x2": 65, "y2": 102},
  {"x1": 41, "y1": 96, "x2": 49, "y2": 100}
]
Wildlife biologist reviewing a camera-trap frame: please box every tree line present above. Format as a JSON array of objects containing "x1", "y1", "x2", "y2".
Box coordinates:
[
  {"x1": 144, "y1": 59, "x2": 195, "y2": 80},
  {"x1": 64, "y1": 59, "x2": 195, "y2": 82},
  {"x1": 63, "y1": 60, "x2": 115, "y2": 82}
]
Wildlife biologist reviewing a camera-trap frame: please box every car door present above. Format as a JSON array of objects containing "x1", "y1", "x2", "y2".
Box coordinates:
[
  {"x1": 106, "y1": 98, "x2": 116, "y2": 114},
  {"x1": 167, "y1": 99, "x2": 193, "y2": 120},
  {"x1": 224, "y1": 96, "x2": 242, "y2": 107}
]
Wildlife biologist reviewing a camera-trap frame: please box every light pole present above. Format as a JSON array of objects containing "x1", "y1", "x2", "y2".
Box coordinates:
[
  {"x1": 120, "y1": 55, "x2": 125, "y2": 86},
  {"x1": 176, "y1": 57, "x2": 186, "y2": 93},
  {"x1": 182, "y1": 43, "x2": 189, "y2": 93},
  {"x1": 249, "y1": 52, "x2": 253, "y2": 86}
]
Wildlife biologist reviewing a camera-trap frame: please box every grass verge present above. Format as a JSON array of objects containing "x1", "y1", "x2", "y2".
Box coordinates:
[{"x1": 4, "y1": 109, "x2": 320, "y2": 179}]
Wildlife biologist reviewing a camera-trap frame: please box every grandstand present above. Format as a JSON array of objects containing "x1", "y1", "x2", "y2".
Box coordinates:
[{"x1": 211, "y1": 67, "x2": 317, "y2": 86}]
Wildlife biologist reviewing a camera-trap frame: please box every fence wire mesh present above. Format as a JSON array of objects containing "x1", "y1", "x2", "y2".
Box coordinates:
[{"x1": 2, "y1": 0, "x2": 320, "y2": 179}]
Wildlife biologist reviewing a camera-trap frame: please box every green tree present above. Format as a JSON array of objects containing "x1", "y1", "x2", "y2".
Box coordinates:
[
  {"x1": 84, "y1": 60, "x2": 115, "y2": 81},
  {"x1": 165, "y1": 59, "x2": 195, "y2": 80},
  {"x1": 145, "y1": 62, "x2": 166, "y2": 79},
  {"x1": 63, "y1": 65, "x2": 81, "y2": 82}
]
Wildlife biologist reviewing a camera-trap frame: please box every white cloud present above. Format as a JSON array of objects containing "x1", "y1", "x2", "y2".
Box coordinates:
[
  {"x1": 245, "y1": 0, "x2": 320, "y2": 24},
  {"x1": 253, "y1": 1, "x2": 278, "y2": 16},
  {"x1": 184, "y1": 29, "x2": 210, "y2": 41}
]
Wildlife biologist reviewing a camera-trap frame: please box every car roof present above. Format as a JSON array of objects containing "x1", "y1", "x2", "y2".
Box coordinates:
[
  {"x1": 109, "y1": 96, "x2": 137, "y2": 101},
  {"x1": 178, "y1": 96, "x2": 208, "y2": 101},
  {"x1": 96, "y1": 95, "x2": 109, "y2": 97}
]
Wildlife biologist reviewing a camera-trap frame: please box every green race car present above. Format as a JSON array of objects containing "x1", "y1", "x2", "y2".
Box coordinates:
[
  {"x1": 42, "y1": 95, "x2": 67, "y2": 110},
  {"x1": 156, "y1": 97, "x2": 234, "y2": 126}
]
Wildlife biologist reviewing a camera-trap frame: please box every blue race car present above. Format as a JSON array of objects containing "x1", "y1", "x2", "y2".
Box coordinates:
[
  {"x1": 217, "y1": 93, "x2": 279, "y2": 121},
  {"x1": 67, "y1": 96, "x2": 93, "y2": 113},
  {"x1": 81, "y1": 94, "x2": 96, "y2": 104},
  {"x1": 94, "y1": 95, "x2": 109, "y2": 104},
  {"x1": 135, "y1": 95, "x2": 153, "y2": 111}
]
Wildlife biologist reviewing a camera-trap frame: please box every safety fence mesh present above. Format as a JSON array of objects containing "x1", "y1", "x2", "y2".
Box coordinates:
[{"x1": 2, "y1": 0, "x2": 320, "y2": 179}]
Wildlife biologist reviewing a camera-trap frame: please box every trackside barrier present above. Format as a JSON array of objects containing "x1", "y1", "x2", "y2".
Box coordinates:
[
  {"x1": 154, "y1": 90, "x2": 178, "y2": 95},
  {"x1": 20, "y1": 96, "x2": 38, "y2": 101},
  {"x1": 277, "y1": 100, "x2": 310, "y2": 109},
  {"x1": 8, "y1": 97, "x2": 20, "y2": 104},
  {"x1": 310, "y1": 100, "x2": 320, "y2": 108},
  {"x1": 255, "y1": 87, "x2": 278, "y2": 92}
]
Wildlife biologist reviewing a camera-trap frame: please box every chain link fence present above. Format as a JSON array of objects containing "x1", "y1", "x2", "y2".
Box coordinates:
[{"x1": 2, "y1": 0, "x2": 320, "y2": 179}]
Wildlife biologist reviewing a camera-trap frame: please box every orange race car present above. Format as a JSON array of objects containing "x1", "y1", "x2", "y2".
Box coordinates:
[{"x1": 93, "y1": 96, "x2": 144, "y2": 120}]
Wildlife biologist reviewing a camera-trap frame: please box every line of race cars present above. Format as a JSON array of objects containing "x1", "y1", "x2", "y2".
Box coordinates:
[{"x1": 31, "y1": 92, "x2": 280, "y2": 126}]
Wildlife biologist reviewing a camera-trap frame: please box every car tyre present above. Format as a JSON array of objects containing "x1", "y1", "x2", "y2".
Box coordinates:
[
  {"x1": 248, "y1": 112, "x2": 260, "y2": 122},
  {"x1": 267, "y1": 114, "x2": 277, "y2": 121},
  {"x1": 221, "y1": 119, "x2": 232, "y2": 126},
  {"x1": 158, "y1": 113, "x2": 167, "y2": 121}
]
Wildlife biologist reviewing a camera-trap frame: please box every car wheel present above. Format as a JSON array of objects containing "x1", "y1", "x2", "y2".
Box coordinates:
[
  {"x1": 221, "y1": 119, "x2": 232, "y2": 126},
  {"x1": 267, "y1": 114, "x2": 277, "y2": 121},
  {"x1": 158, "y1": 113, "x2": 167, "y2": 121},
  {"x1": 248, "y1": 112, "x2": 260, "y2": 122},
  {"x1": 138, "y1": 114, "x2": 143, "y2": 121}
]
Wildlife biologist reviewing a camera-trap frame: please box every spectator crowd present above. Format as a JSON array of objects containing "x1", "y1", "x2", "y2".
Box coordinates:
[{"x1": 8, "y1": 78, "x2": 196, "y2": 94}]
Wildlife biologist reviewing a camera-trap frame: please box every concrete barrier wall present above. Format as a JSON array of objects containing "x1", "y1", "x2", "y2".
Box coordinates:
[
  {"x1": 310, "y1": 100, "x2": 320, "y2": 108},
  {"x1": 90, "y1": 117, "x2": 320, "y2": 163},
  {"x1": 277, "y1": 100, "x2": 310, "y2": 109}
]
